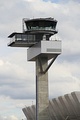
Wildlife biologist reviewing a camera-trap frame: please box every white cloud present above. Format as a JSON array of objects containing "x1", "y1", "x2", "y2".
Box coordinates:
[
  {"x1": 0, "y1": 95, "x2": 35, "y2": 120},
  {"x1": 3, "y1": 115, "x2": 19, "y2": 120},
  {"x1": 0, "y1": 57, "x2": 35, "y2": 99},
  {"x1": 25, "y1": 0, "x2": 38, "y2": 2},
  {"x1": 0, "y1": 60, "x2": 4, "y2": 66},
  {"x1": 49, "y1": 60, "x2": 80, "y2": 98},
  {"x1": 0, "y1": 115, "x2": 19, "y2": 120},
  {"x1": 6, "y1": 115, "x2": 19, "y2": 120}
]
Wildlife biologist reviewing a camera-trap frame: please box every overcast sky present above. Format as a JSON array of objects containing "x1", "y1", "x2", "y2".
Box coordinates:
[{"x1": 0, "y1": 0, "x2": 80, "y2": 120}]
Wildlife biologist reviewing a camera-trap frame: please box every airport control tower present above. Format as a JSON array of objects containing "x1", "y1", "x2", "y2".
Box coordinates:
[{"x1": 8, "y1": 17, "x2": 61, "y2": 120}]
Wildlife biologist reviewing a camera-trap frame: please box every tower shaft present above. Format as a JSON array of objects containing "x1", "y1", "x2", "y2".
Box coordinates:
[{"x1": 36, "y1": 57, "x2": 50, "y2": 120}]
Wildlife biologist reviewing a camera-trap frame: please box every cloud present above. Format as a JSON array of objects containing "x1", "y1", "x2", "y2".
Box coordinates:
[
  {"x1": 0, "y1": 57, "x2": 35, "y2": 99},
  {"x1": 7, "y1": 115, "x2": 19, "y2": 120},
  {"x1": 0, "y1": 0, "x2": 80, "y2": 119},
  {"x1": 0, "y1": 96, "x2": 20, "y2": 120},
  {"x1": 0, "y1": 115, "x2": 19, "y2": 120},
  {"x1": 0, "y1": 0, "x2": 80, "y2": 100},
  {"x1": 26, "y1": 0, "x2": 36, "y2": 1},
  {"x1": 0, "y1": 95, "x2": 35, "y2": 120},
  {"x1": 49, "y1": 60, "x2": 80, "y2": 98}
]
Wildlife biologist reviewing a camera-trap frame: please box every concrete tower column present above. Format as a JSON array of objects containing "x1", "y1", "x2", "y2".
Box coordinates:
[{"x1": 36, "y1": 57, "x2": 50, "y2": 120}]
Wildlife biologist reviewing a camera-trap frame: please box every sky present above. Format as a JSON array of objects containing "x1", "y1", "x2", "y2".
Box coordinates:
[{"x1": 0, "y1": 0, "x2": 80, "y2": 119}]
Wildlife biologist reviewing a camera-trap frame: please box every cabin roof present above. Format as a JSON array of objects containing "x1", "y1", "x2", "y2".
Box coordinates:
[
  {"x1": 24, "y1": 17, "x2": 57, "y2": 23},
  {"x1": 8, "y1": 32, "x2": 29, "y2": 38}
]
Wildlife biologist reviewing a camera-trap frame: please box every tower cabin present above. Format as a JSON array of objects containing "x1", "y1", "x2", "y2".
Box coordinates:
[{"x1": 8, "y1": 18, "x2": 58, "y2": 47}]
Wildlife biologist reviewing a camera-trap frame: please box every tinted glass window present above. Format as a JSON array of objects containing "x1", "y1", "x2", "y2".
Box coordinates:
[{"x1": 26, "y1": 20, "x2": 56, "y2": 31}]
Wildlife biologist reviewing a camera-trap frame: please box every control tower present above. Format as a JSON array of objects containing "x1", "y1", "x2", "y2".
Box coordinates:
[{"x1": 8, "y1": 17, "x2": 61, "y2": 120}]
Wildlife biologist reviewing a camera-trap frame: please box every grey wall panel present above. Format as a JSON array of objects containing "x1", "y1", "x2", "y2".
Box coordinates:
[
  {"x1": 30, "y1": 105, "x2": 35, "y2": 120},
  {"x1": 56, "y1": 98, "x2": 66, "y2": 118},
  {"x1": 22, "y1": 108, "x2": 27, "y2": 118},
  {"x1": 26, "y1": 107, "x2": 33, "y2": 120},
  {"x1": 67, "y1": 94, "x2": 78, "y2": 115},
  {"x1": 22, "y1": 92, "x2": 80, "y2": 120},
  {"x1": 74, "y1": 92, "x2": 80, "y2": 103},
  {"x1": 58, "y1": 96, "x2": 70, "y2": 116},
  {"x1": 49, "y1": 101, "x2": 58, "y2": 120},
  {"x1": 51, "y1": 99, "x2": 62, "y2": 120},
  {"x1": 64, "y1": 94, "x2": 76, "y2": 115},
  {"x1": 52, "y1": 98, "x2": 65, "y2": 120},
  {"x1": 64, "y1": 94, "x2": 77, "y2": 119},
  {"x1": 71, "y1": 92, "x2": 80, "y2": 105},
  {"x1": 28, "y1": 107, "x2": 35, "y2": 120},
  {"x1": 22, "y1": 108, "x2": 30, "y2": 120},
  {"x1": 71, "y1": 92, "x2": 80, "y2": 116}
]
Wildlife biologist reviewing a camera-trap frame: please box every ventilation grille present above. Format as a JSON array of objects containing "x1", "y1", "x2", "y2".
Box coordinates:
[{"x1": 47, "y1": 48, "x2": 61, "y2": 52}]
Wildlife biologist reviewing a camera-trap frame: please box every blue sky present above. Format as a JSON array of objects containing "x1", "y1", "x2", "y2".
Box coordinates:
[
  {"x1": 43, "y1": 0, "x2": 59, "y2": 3},
  {"x1": 43, "y1": 0, "x2": 80, "y2": 3},
  {"x1": 43, "y1": 0, "x2": 59, "y2": 2},
  {"x1": 43, "y1": 0, "x2": 71, "y2": 3},
  {"x1": 0, "y1": 0, "x2": 80, "y2": 120}
]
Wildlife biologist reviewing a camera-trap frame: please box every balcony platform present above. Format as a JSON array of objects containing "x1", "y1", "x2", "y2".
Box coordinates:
[
  {"x1": 8, "y1": 40, "x2": 37, "y2": 47},
  {"x1": 27, "y1": 40, "x2": 61, "y2": 61},
  {"x1": 8, "y1": 32, "x2": 38, "y2": 47}
]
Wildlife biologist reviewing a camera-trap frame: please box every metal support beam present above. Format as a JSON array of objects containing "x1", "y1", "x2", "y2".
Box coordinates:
[{"x1": 38, "y1": 55, "x2": 58, "y2": 74}]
